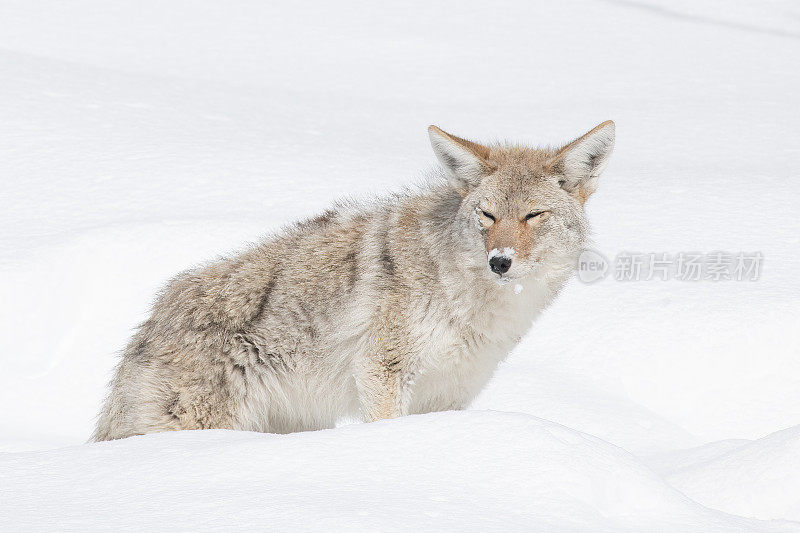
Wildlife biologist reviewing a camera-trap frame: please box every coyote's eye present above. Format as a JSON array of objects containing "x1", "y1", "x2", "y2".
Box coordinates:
[
  {"x1": 524, "y1": 211, "x2": 546, "y2": 221},
  {"x1": 480, "y1": 210, "x2": 496, "y2": 222}
]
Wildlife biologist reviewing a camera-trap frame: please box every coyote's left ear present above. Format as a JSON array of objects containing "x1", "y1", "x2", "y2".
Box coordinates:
[
  {"x1": 547, "y1": 120, "x2": 615, "y2": 204},
  {"x1": 428, "y1": 125, "x2": 492, "y2": 194}
]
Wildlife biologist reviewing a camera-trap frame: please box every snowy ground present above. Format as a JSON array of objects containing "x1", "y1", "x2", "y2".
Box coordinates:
[{"x1": 1, "y1": 0, "x2": 799, "y2": 531}]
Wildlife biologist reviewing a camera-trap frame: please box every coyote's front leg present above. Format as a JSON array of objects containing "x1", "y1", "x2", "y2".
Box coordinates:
[{"x1": 355, "y1": 342, "x2": 413, "y2": 422}]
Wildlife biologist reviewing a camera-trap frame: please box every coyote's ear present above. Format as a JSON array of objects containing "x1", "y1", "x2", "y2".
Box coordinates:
[
  {"x1": 547, "y1": 120, "x2": 615, "y2": 204},
  {"x1": 428, "y1": 125, "x2": 492, "y2": 193}
]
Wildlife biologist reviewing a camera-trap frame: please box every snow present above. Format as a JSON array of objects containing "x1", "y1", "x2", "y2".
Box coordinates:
[
  {"x1": 664, "y1": 426, "x2": 800, "y2": 522},
  {"x1": 1, "y1": 0, "x2": 799, "y2": 530},
  {"x1": 488, "y1": 247, "x2": 517, "y2": 259},
  {"x1": 1, "y1": 412, "x2": 794, "y2": 532}
]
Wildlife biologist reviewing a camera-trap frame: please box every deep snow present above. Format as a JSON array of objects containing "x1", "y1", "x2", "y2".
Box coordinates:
[
  {"x1": 1, "y1": 0, "x2": 799, "y2": 530},
  {"x1": 2, "y1": 412, "x2": 797, "y2": 532}
]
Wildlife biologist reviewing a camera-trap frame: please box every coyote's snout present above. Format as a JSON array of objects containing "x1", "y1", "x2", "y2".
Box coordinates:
[{"x1": 94, "y1": 121, "x2": 615, "y2": 441}]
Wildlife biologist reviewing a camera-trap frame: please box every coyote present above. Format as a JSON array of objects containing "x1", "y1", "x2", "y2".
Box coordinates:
[{"x1": 93, "y1": 121, "x2": 615, "y2": 440}]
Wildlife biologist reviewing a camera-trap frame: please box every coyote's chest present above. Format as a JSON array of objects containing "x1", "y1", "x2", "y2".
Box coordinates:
[{"x1": 406, "y1": 278, "x2": 550, "y2": 413}]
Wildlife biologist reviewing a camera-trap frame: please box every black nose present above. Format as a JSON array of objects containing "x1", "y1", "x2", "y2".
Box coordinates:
[{"x1": 489, "y1": 256, "x2": 512, "y2": 275}]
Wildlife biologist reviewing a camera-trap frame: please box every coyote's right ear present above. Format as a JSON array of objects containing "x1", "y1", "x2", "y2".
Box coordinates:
[{"x1": 428, "y1": 125, "x2": 492, "y2": 193}]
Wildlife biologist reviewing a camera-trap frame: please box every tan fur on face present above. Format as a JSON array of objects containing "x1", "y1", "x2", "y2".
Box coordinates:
[
  {"x1": 484, "y1": 214, "x2": 548, "y2": 260},
  {"x1": 468, "y1": 145, "x2": 562, "y2": 262}
]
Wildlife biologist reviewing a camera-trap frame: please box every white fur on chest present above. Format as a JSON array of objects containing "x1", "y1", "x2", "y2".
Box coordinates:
[{"x1": 407, "y1": 274, "x2": 553, "y2": 413}]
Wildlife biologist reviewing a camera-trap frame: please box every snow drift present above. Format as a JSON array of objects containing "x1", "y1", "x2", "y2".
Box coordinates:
[
  {"x1": 1, "y1": 412, "x2": 793, "y2": 532},
  {"x1": 665, "y1": 426, "x2": 800, "y2": 522}
]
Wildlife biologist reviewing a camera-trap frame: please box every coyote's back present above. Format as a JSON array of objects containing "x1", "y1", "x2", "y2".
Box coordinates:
[{"x1": 94, "y1": 121, "x2": 614, "y2": 440}]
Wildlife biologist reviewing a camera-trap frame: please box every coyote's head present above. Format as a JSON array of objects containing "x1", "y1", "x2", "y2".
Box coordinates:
[{"x1": 428, "y1": 121, "x2": 614, "y2": 283}]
